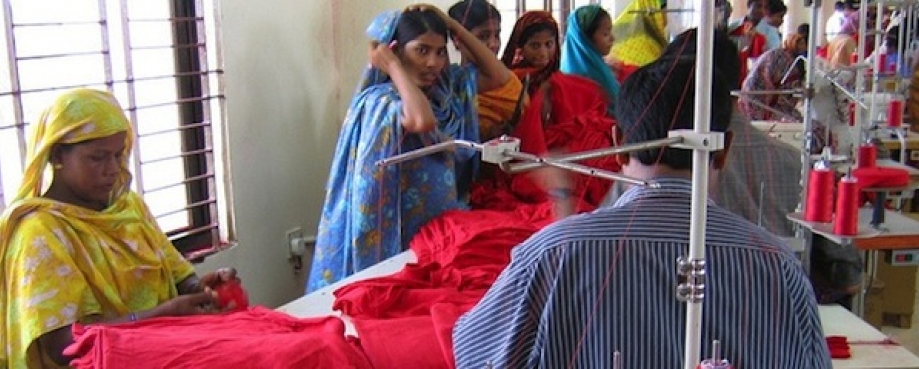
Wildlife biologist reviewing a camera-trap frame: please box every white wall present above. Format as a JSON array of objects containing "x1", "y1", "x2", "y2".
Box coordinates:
[{"x1": 196, "y1": 0, "x2": 455, "y2": 308}]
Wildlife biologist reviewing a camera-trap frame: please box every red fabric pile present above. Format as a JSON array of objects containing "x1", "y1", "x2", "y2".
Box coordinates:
[
  {"x1": 65, "y1": 308, "x2": 372, "y2": 369},
  {"x1": 333, "y1": 77, "x2": 619, "y2": 368}
]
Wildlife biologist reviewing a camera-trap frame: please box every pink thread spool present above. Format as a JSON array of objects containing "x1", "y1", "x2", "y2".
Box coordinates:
[
  {"x1": 834, "y1": 175, "x2": 860, "y2": 236},
  {"x1": 887, "y1": 99, "x2": 903, "y2": 127},
  {"x1": 805, "y1": 162, "x2": 835, "y2": 223},
  {"x1": 857, "y1": 144, "x2": 877, "y2": 168}
]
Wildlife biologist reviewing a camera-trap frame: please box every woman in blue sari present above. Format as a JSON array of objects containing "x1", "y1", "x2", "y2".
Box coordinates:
[
  {"x1": 560, "y1": 5, "x2": 620, "y2": 114},
  {"x1": 307, "y1": 6, "x2": 510, "y2": 292}
]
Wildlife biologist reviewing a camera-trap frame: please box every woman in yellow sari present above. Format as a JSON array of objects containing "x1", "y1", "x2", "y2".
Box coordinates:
[{"x1": 0, "y1": 89, "x2": 238, "y2": 368}]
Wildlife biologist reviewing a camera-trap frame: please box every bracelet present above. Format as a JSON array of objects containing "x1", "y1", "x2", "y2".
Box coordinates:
[
  {"x1": 128, "y1": 312, "x2": 137, "y2": 322},
  {"x1": 548, "y1": 188, "x2": 573, "y2": 200}
]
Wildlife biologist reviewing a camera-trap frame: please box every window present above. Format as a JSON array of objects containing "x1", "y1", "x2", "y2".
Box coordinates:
[{"x1": 0, "y1": 0, "x2": 232, "y2": 260}]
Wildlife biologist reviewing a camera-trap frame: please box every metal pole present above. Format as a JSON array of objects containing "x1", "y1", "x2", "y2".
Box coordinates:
[
  {"x1": 799, "y1": 0, "x2": 822, "y2": 213},
  {"x1": 683, "y1": 0, "x2": 713, "y2": 367},
  {"x1": 505, "y1": 137, "x2": 683, "y2": 172}
]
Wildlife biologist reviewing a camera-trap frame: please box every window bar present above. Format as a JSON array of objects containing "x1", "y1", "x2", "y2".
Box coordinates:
[
  {"x1": 545, "y1": 0, "x2": 553, "y2": 13},
  {"x1": 2, "y1": 0, "x2": 27, "y2": 170},
  {"x1": 560, "y1": 0, "x2": 571, "y2": 34},
  {"x1": 166, "y1": 222, "x2": 218, "y2": 238},
  {"x1": 0, "y1": 71, "x2": 222, "y2": 97},
  {"x1": 131, "y1": 42, "x2": 205, "y2": 51},
  {"x1": 114, "y1": 0, "x2": 145, "y2": 195},
  {"x1": 17, "y1": 49, "x2": 109, "y2": 61},
  {"x1": 138, "y1": 121, "x2": 211, "y2": 137},
  {"x1": 516, "y1": 0, "x2": 525, "y2": 18},
  {"x1": 143, "y1": 171, "x2": 214, "y2": 194},
  {"x1": 98, "y1": 0, "x2": 114, "y2": 92},
  {"x1": 140, "y1": 147, "x2": 212, "y2": 165},
  {"x1": 131, "y1": 94, "x2": 222, "y2": 110},
  {"x1": 154, "y1": 197, "x2": 216, "y2": 219}
]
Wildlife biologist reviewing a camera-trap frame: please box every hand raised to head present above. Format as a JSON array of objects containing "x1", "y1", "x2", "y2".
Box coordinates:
[{"x1": 369, "y1": 41, "x2": 401, "y2": 75}]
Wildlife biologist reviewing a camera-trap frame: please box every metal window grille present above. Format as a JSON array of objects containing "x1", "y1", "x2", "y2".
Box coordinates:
[{"x1": 0, "y1": 0, "x2": 231, "y2": 261}]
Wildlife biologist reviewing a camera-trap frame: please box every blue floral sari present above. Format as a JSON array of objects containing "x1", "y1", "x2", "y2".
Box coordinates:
[
  {"x1": 560, "y1": 5, "x2": 620, "y2": 113},
  {"x1": 307, "y1": 11, "x2": 479, "y2": 293}
]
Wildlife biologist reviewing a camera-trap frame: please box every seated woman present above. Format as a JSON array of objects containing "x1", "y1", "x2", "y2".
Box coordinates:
[
  {"x1": 561, "y1": 4, "x2": 620, "y2": 113},
  {"x1": 307, "y1": 6, "x2": 508, "y2": 292},
  {"x1": 0, "y1": 89, "x2": 238, "y2": 369},
  {"x1": 448, "y1": 0, "x2": 525, "y2": 142},
  {"x1": 739, "y1": 33, "x2": 809, "y2": 121}
]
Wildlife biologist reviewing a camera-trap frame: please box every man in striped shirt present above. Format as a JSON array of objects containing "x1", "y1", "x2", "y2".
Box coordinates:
[{"x1": 452, "y1": 59, "x2": 831, "y2": 368}]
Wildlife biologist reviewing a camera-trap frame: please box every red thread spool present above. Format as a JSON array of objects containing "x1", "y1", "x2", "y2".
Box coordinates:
[
  {"x1": 834, "y1": 176, "x2": 860, "y2": 236},
  {"x1": 850, "y1": 52, "x2": 859, "y2": 65},
  {"x1": 857, "y1": 144, "x2": 877, "y2": 168},
  {"x1": 887, "y1": 99, "x2": 903, "y2": 127},
  {"x1": 215, "y1": 280, "x2": 250, "y2": 312},
  {"x1": 805, "y1": 167, "x2": 835, "y2": 223},
  {"x1": 877, "y1": 53, "x2": 888, "y2": 73}
]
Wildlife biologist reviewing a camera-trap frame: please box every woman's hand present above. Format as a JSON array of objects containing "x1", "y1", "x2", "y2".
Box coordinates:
[
  {"x1": 369, "y1": 41, "x2": 400, "y2": 75},
  {"x1": 197, "y1": 267, "x2": 239, "y2": 291},
  {"x1": 157, "y1": 291, "x2": 218, "y2": 317}
]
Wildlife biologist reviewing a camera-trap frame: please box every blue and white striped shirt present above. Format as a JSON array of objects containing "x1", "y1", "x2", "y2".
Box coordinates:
[{"x1": 453, "y1": 178, "x2": 831, "y2": 368}]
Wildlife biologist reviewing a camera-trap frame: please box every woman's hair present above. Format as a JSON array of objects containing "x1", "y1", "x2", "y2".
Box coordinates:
[
  {"x1": 394, "y1": 9, "x2": 449, "y2": 47},
  {"x1": 583, "y1": 8, "x2": 611, "y2": 39},
  {"x1": 516, "y1": 22, "x2": 557, "y2": 47},
  {"x1": 448, "y1": 0, "x2": 501, "y2": 31}
]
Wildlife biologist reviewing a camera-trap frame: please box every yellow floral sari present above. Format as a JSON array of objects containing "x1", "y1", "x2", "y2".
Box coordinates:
[{"x1": 0, "y1": 89, "x2": 195, "y2": 369}]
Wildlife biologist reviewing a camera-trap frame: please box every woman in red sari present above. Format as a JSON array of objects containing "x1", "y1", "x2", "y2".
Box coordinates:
[{"x1": 474, "y1": 11, "x2": 618, "y2": 210}]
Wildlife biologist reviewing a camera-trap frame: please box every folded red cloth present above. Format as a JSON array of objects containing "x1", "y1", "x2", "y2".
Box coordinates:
[
  {"x1": 826, "y1": 336, "x2": 851, "y2": 359},
  {"x1": 65, "y1": 308, "x2": 372, "y2": 369}
]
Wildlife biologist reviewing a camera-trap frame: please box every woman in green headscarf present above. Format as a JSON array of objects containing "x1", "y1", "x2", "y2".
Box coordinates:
[{"x1": 561, "y1": 5, "x2": 621, "y2": 112}]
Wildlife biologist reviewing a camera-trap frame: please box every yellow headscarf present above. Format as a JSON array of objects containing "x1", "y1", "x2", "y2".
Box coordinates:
[
  {"x1": 15, "y1": 88, "x2": 134, "y2": 202},
  {"x1": 609, "y1": 0, "x2": 668, "y2": 67}
]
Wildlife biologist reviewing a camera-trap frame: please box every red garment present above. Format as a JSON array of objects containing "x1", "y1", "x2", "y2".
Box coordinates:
[
  {"x1": 65, "y1": 308, "x2": 372, "y2": 369},
  {"x1": 729, "y1": 21, "x2": 766, "y2": 82}
]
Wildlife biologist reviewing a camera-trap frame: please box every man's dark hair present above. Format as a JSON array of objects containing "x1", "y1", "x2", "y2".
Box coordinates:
[
  {"x1": 765, "y1": 0, "x2": 788, "y2": 14},
  {"x1": 615, "y1": 60, "x2": 733, "y2": 170},
  {"x1": 835, "y1": 1, "x2": 845, "y2": 11},
  {"x1": 659, "y1": 28, "x2": 741, "y2": 90}
]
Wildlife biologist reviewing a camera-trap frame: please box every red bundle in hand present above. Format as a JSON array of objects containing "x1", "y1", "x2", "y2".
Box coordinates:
[{"x1": 215, "y1": 280, "x2": 250, "y2": 312}]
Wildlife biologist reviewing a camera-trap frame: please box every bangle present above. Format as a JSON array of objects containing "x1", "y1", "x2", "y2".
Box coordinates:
[
  {"x1": 548, "y1": 188, "x2": 573, "y2": 200},
  {"x1": 128, "y1": 312, "x2": 137, "y2": 322}
]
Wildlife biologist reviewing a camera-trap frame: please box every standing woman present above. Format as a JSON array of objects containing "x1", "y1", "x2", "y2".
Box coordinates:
[
  {"x1": 307, "y1": 5, "x2": 507, "y2": 292},
  {"x1": 448, "y1": 0, "x2": 523, "y2": 142},
  {"x1": 0, "y1": 89, "x2": 237, "y2": 368},
  {"x1": 561, "y1": 4, "x2": 620, "y2": 113}
]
